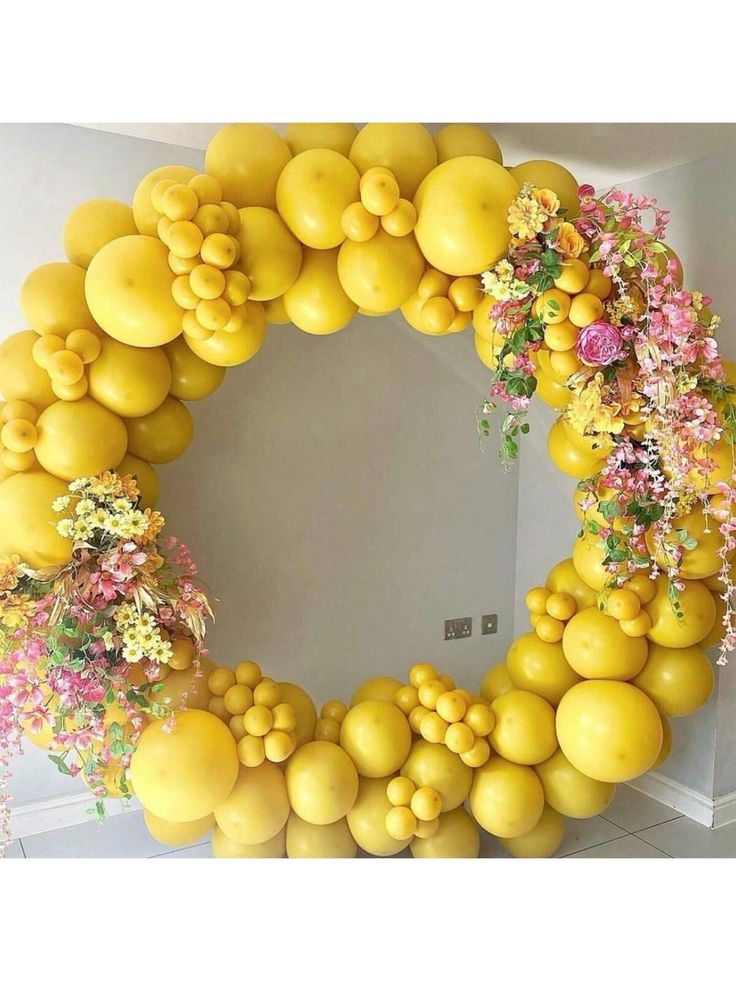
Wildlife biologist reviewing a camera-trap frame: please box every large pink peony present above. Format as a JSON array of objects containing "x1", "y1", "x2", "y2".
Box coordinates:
[{"x1": 575, "y1": 321, "x2": 623, "y2": 367}]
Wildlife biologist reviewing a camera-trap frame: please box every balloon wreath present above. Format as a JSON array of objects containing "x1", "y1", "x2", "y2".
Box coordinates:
[{"x1": 0, "y1": 123, "x2": 731, "y2": 859}]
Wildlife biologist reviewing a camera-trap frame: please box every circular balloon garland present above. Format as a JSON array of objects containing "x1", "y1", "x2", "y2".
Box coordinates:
[{"x1": 0, "y1": 122, "x2": 730, "y2": 859}]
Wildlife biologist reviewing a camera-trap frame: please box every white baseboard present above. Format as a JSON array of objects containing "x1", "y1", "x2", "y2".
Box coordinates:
[
  {"x1": 9, "y1": 790, "x2": 141, "y2": 840},
  {"x1": 630, "y1": 771, "x2": 736, "y2": 829}
]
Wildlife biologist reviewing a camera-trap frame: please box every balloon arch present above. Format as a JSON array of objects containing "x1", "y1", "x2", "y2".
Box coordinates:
[{"x1": 0, "y1": 123, "x2": 729, "y2": 858}]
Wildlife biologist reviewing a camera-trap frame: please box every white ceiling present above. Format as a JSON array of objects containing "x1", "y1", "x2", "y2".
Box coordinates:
[{"x1": 74, "y1": 122, "x2": 736, "y2": 188}]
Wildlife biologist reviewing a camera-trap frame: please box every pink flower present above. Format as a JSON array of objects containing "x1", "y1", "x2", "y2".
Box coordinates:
[{"x1": 576, "y1": 321, "x2": 624, "y2": 367}]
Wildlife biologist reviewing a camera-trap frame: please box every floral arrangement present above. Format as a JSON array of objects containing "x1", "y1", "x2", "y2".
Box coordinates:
[
  {"x1": 478, "y1": 182, "x2": 736, "y2": 663},
  {"x1": 0, "y1": 472, "x2": 212, "y2": 847}
]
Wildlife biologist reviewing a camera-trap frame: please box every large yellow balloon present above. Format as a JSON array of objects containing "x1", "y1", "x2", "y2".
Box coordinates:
[
  {"x1": 286, "y1": 741, "x2": 359, "y2": 825},
  {"x1": 164, "y1": 335, "x2": 225, "y2": 401},
  {"x1": 276, "y1": 148, "x2": 360, "y2": 250},
  {"x1": 434, "y1": 124, "x2": 502, "y2": 165},
  {"x1": 185, "y1": 303, "x2": 266, "y2": 366},
  {"x1": 509, "y1": 160, "x2": 580, "y2": 218},
  {"x1": 149, "y1": 656, "x2": 215, "y2": 712},
  {"x1": 132, "y1": 164, "x2": 197, "y2": 236},
  {"x1": 144, "y1": 810, "x2": 214, "y2": 848},
  {"x1": 20, "y1": 262, "x2": 97, "y2": 338},
  {"x1": 115, "y1": 453, "x2": 159, "y2": 509},
  {"x1": 337, "y1": 228, "x2": 424, "y2": 313},
  {"x1": 205, "y1": 124, "x2": 292, "y2": 209},
  {"x1": 646, "y1": 504, "x2": 726, "y2": 580},
  {"x1": 212, "y1": 824, "x2": 286, "y2": 858},
  {"x1": 479, "y1": 661, "x2": 516, "y2": 702},
  {"x1": 469, "y1": 757, "x2": 545, "y2": 838},
  {"x1": 285, "y1": 813, "x2": 357, "y2": 858},
  {"x1": 534, "y1": 748, "x2": 615, "y2": 819},
  {"x1": 0, "y1": 330, "x2": 56, "y2": 409},
  {"x1": 0, "y1": 471, "x2": 72, "y2": 568},
  {"x1": 88, "y1": 337, "x2": 171, "y2": 418},
  {"x1": 278, "y1": 681, "x2": 319, "y2": 747},
  {"x1": 473, "y1": 330, "x2": 501, "y2": 370},
  {"x1": 235, "y1": 207, "x2": 303, "y2": 299},
  {"x1": 410, "y1": 806, "x2": 480, "y2": 859},
  {"x1": 472, "y1": 294, "x2": 503, "y2": 342},
  {"x1": 124, "y1": 396, "x2": 193, "y2": 464},
  {"x1": 644, "y1": 576, "x2": 716, "y2": 648},
  {"x1": 346, "y1": 776, "x2": 408, "y2": 856},
  {"x1": 562, "y1": 607, "x2": 649, "y2": 680},
  {"x1": 339, "y1": 700, "x2": 412, "y2": 778},
  {"x1": 285, "y1": 123, "x2": 358, "y2": 157},
  {"x1": 86, "y1": 236, "x2": 182, "y2": 348},
  {"x1": 349, "y1": 123, "x2": 437, "y2": 199},
  {"x1": 547, "y1": 419, "x2": 604, "y2": 480},
  {"x1": 400, "y1": 741, "x2": 472, "y2": 812},
  {"x1": 35, "y1": 397, "x2": 128, "y2": 480},
  {"x1": 556, "y1": 680, "x2": 663, "y2": 783},
  {"x1": 63, "y1": 199, "x2": 138, "y2": 269},
  {"x1": 500, "y1": 803, "x2": 565, "y2": 858},
  {"x1": 572, "y1": 531, "x2": 612, "y2": 592},
  {"x1": 632, "y1": 643, "x2": 714, "y2": 716},
  {"x1": 545, "y1": 557, "x2": 598, "y2": 611},
  {"x1": 350, "y1": 676, "x2": 402, "y2": 706},
  {"x1": 414, "y1": 157, "x2": 519, "y2": 276},
  {"x1": 535, "y1": 369, "x2": 571, "y2": 409},
  {"x1": 283, "y1": 247, "x2": 357, "y2": 334},
  {"x1": 506, "y1": 633, "x2": 581, "y2": 707},
  {"x1": 214, "y1": 761, "x2": 290, "y2": 845},
  {"x1": 490, "y1": 690, "x2": 558, "y2": 765},
  {"x1": 130, "y1": 709, "x2": 239, "y2": 822}
]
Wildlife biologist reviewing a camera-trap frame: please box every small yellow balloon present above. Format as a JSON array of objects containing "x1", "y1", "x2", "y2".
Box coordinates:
[
  {"x1": 350, "y1": 676, "x2": 402, "y2": 706},
  {"x1": 185, "y1": 302, "x2": 266, "y2": 366},
  {"x1": 0, "y1": 471, "x2": 73, "y2": 568},
  {"x1": 276, "y1": 148, "x2": 360, "y2": 249},
  {"x1": 337, "y1": 228, "x2": 424, "y2": 313},
  {"x1": 63, "y1": 199, "x2": 138, "y2": 269},
  {"x1": 433, "y1": 124, "x2": 502, "y2": 165},
  {"x1": 124, "y1": 395, "x2": 192, "y2": 464},
  {"x1": 572, "y1": 531, "x2": 613, "y2": 592},
  {"x1": 235, "y1": 206, "x2": 303, "y2": 300},
  {"x1": 535, "y1": 748, "x2": 615, "y2": 819},
  {"x1": 284, "y1": 123, "x2": 358, "y2": 157},
  {"x1": 214, "y1": 761, "x2": 290, "y2": 845},
  {"x1": 116, "y1": 453, "x2": 159, "y2": 509},
  {"x1": 632, "y1": 643, "x2": 714, "y2": 717},
  {"x1": 278, "y1": 682, "x2": 319, "y2": 747},
  {"x1": 469, "y1": 756, "x2": 545, "y2": 838},
  {"x1": 34, "y1": 397, "x2": 127, "y2": 481},
  {"x1": 20, "y1": 262, "x2": 97, "y2": 338},
  {"x1": 400, "y1": 741, "x2": 472, "y2": 812},
  {"x1": 285, "y1": 813, "x2": 357, "y2": 858},
  {"x1": 500, "y1": 803, "x2": 565, "y2": 858},
  {"x1": 283, "y1": 247, "x2": 357, "y2": 335},
  {"x1": 349, "y1": 124, "x2": 437, "y2": 199},
  {"x1": 212, "y1": 823, "x2": 286, "y2": 858},
  {"x1": 149, "y1": 656, "x2": 215, "y2": 713},
  {"x1": 88, "y1": 337, "x2": 171, "y2": 418},
  {"x1": 339, "y1": 700, "x2": 412, "y2": 778},
  {"x1": 132, "y1": 164, "x2": 197, "y2": 236},
  {"x1": 164, "y1": 335, "x2": 225, "y2": 401},
  {"x1": 205, "y1": 124, "x2": 292, "y2": 209},
  {"x1": 143, "y1": 810, "x2": 214, "y2": 848},
  {"x1": 509, "y1": 160, "x2": 580, "y2": 218},
  {"x1": 346, "y1": 776, "x2": 409, "y2": 856}
]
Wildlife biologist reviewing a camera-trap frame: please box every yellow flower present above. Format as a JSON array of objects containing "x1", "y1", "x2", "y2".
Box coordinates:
[
  {"x1": 532, "y1": 187, "x2": 560, "y2": 217},
  {"x1": 508, "y1": 197, "x2": 545, "y2": 240},
  {"x1": 55, "y1": 518, "x2": 75, "y2": 538},
  {"x1": 554, "y1": 222, "x2": 585, "y2": 258},
  {"x1": 566, "y1": 373, "x2": 624, "y2": 436},
  {"x1": 0, "y1": 553, "x2": 22, "y2": 593},
  {"x1": 75, "y1": 499, "x2": 95, "y2": 516},
  {"x1": 52, "y1": 495, "x2": 71, "y2": 513},
  {"x1": 134, "y1": 509, "x2": 165, "y2": 544}
]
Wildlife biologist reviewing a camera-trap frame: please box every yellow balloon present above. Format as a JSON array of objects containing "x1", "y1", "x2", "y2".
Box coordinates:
[
  {"x1": 534, "y1": 748, "x2": 615, "y2": 819},
  {"x1": 472, "y1": 294, "x2": 504, "y2": 343},
  {"x1": 645, "y1": 504, "x2": 727, "y2": 580},
  {"x1": 654, "y1": 716, "x2": 672, "y2": 768},
  {"x1": 149, "y1": 656, "x2": 215, "y2": 713},
  {"x1": 346, "y1": 776, "x2": 409, "y2": 856},
  {"x1": 349, "y1": 124, "x2": 437, "y2": 199},
  {"x1": 286, "y1": 741, "x2": 359, "y2": 825},
  {"x1": 0, "y1": 471, "x2": 72, "y2": 568},
  {"x1": 414, "y1": 157, "x2": 519, "y2": 276},
  {"x1": 490, "y1": 690, "x2": 558, "y2": 765},
  {"x1": 285, "y1": 813, "x2": 357, "y2": 858},
  {"x1": 124, "y1": 395, "x2": 193, "y2": 464},
  {"x1": 0, "y1": 330, "x2": 56, "y2": 410},
  {"x1": 547, "y1": 419, "x2": 604, "y2": 480},
  {"x1": 115, "y1": 453, "x2": 159, "y2": 509},
  {"x1": 433, "y1": 124, "x2": 502, "y2": 165},
  {"x1": 284, "y1": 123, "x2": 358, "y2": 157},
  {"x1": 263, "y1": 295, "x2": 291, "y2": 325},
  {"x1": 278, "y1": 681, "x2": 319, "y2": 747},
  {"x1": 479, "y1": 661, "x2": 516, "y2": 702},
  {"x1": 545, "y1": 558, "x2": 599, "y2": 611},
  {"x1": 535, "y1": 369, "x2": 571, "y2": 409},
  {"x1": 500, "y1": 803, "x2": 565, "y2": 858},
  {"x1": 86, "y1": 236, "x2": 182, "y2": 348},
  {"x1": 205, "y1": 124, "x2": 292, "y2": 209},
  {"x1": 212, "y1": 823, "x2": 286, "y2": 858},
  {"x1": 572, "y1": 531, "x2": 612, "y2": 592},
  {"x1": 469, "y1": 756, "x2": 545, "y2": 838},
  {"x1": 132, "y1": 164, "x2": 197, "y2": 236},
  {"x1": 130, "y1": 709, "x2": 239, "y2": 822},
  {"x1": 644, "y1": 575, "x2": 716, "y2": 648},
  {"x1": 214, "y1": 761, "x2": 290, "y2": 845},
  {"x1": 410, "y1": 806, "x2": 480, "y2": 858},
  {"x1": 34, "y1": 397, "x2": 127, "y2": 481},
  {"x1": 88, "y1": 336, "x2": 171, "y2": 418},
  {"x1": 562, "y1": 607, "x2": 649, "y2": 680},
  {"x1": 339, "y1": 700, "x2": 412, "y2": 778},
  {"x1": 164, "y1": 335, "x2": 225, "y2": 401},
  {"x1": 400, "y1": 741, "x2": 472, "y2": 812},
  {"x1": 143, "y1": 810, "x2": 214, "y2": 848},
  {"x1": 185, "y1": 303, "x2": 266, "y2": 366},
  {"x1": 283, "y1": 248, "x2": 357, "y2": 334},
  {"x1": 509, "y1": 160, "x2": 580, "y2": 218},
  {"x1": 556, "y1": 680, "x2": 663, "y2": 783},
  {"x1": 350, "y1": 676, "x2": 402, "y2": 706},
  {"x1": 20, "y1": 262, "x2": 97, "y2": 338},
  {"x1": 276, "y1": 149, "x2": 360, "y2": 249},
  {"x1": 235, "y1": 207, "x2": 302, "y2": 300},
  {"x1": 506, "y1": 632, "x2": 581, "y2": 706},
  {"x1": 473, "y1": 330, "x2": 501, "y2": 370},
  {"x1": 63, "y1": 199, "x2": 138, "y2": 269},
  {"x1": 632, "y1": 643, "x2": 714, "y2": 716},
  {"x1": 337, "y1": 228, "x2": 424, "y2": 313}
]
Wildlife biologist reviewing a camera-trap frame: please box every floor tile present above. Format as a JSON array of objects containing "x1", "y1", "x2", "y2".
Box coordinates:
[
  {"x1": 3, "y1": 839, "x2": 24, "y2": 859},
  {"x1": 154, "y1": 841, "x2": 212, "y2": 859},
  {"x1": 567, "y1": 834, "x2": 670, "y2": 858},
  {"x1": 602, "y1": 784, "x2": 681, "y2": 833},
  {"x1": 21, "y1": 808, "x2": 168, "y2": 859},
  {"x1": 558, "y1": 815, "x2": 627, "y2": 857},
  {"x1": 638, "y1": 815, "x2": 736, "y2": 858}
]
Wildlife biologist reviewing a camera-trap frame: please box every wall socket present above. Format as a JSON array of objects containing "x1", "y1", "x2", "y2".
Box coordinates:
[
  {"x1": 481, "y1": 614, "x2": 498, "y2": 635},
  {"x1": 444, "y1": 617, "x2": 472, "y2": 640}
]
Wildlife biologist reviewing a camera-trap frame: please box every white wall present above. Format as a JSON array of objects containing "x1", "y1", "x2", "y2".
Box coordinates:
[{"x1": 1, "y1": 124, "x2": 519, "y2": 807}]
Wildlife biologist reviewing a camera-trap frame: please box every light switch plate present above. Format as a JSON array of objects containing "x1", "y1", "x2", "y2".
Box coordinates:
[{"x1": 481, "y1": 614, "x2": 498, "y2": 635}]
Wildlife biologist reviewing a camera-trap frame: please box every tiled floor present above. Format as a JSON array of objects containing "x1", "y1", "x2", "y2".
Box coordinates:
[{"x1": 4, "y1": 785, "x2": 736, "y2": 858}]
